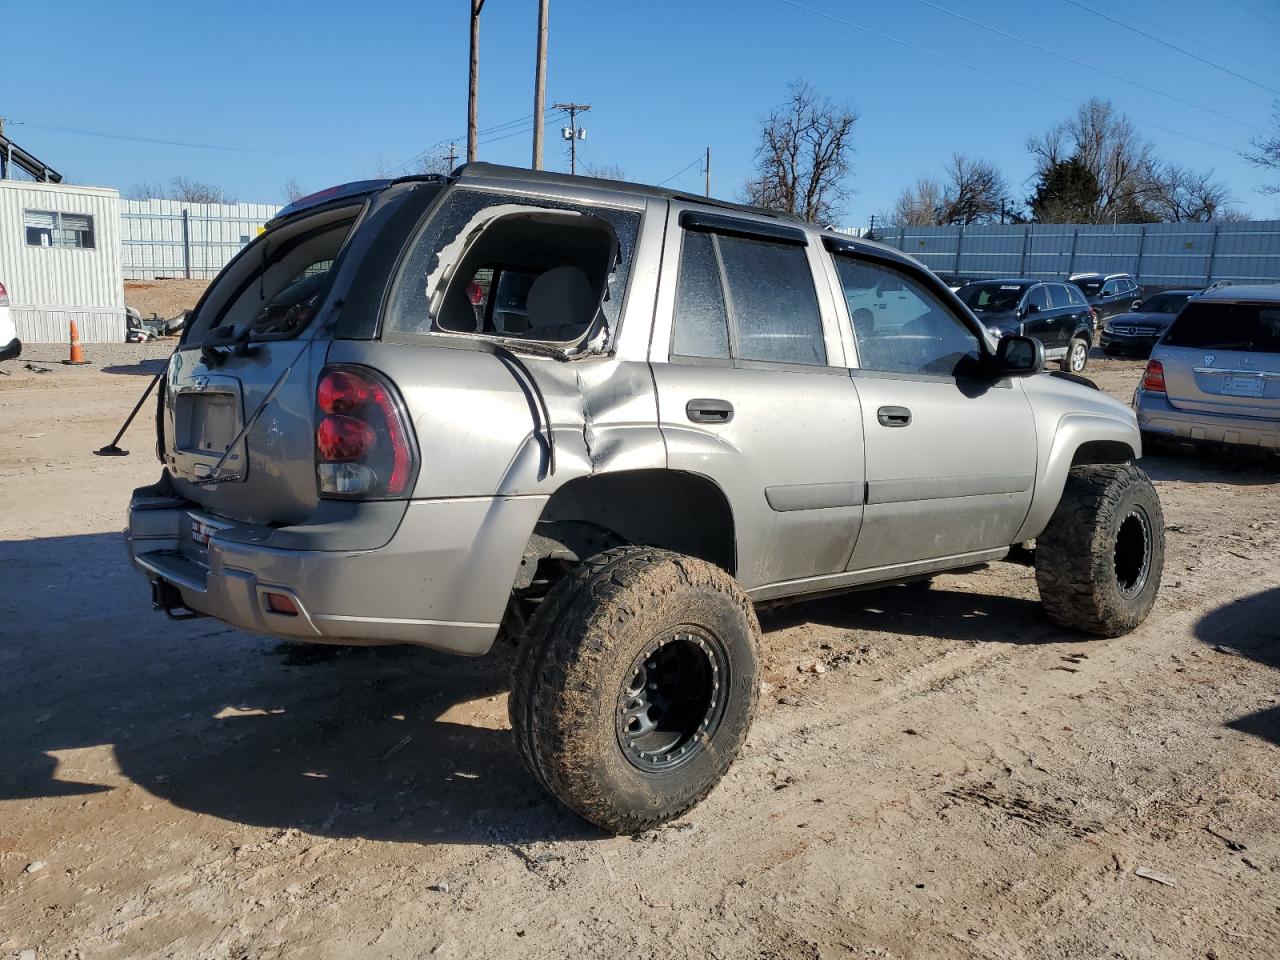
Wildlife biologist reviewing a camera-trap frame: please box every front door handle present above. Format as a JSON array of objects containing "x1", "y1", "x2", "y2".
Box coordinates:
[
  {"x1": 877, "y1": 405, "x2": 912, "y2": 427},
  {"x1": 687, "y1": 398, "x2": 734, "y2": 424}
]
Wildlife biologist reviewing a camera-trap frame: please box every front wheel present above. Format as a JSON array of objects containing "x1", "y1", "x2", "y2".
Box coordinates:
[
  {"x1": 1060, "y1": 337, "x2": 1090, "y2": 373},
  {"x1": 509, "y1": 546, "x2": 760, "y2": 833},
  {"x1": 1035, "y1": 463, "x2": 1164, "y2": 636}
]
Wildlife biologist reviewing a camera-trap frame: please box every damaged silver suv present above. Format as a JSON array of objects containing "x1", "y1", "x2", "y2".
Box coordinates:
[{"x1": 126, "y1": 165, "x2": 1165, "y2": 832}]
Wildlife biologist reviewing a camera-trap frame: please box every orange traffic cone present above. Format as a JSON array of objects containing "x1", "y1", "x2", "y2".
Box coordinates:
[{"x1": 62, "y1": 320, "x2": 90, "y2": 365}]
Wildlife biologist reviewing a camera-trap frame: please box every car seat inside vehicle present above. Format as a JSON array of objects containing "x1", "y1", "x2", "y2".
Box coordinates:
[{"x1": 436, "y1": 210, "x2": 617, "y2": 343}]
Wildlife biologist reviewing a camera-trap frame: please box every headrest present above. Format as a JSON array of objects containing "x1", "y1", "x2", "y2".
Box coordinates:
[{"x1": 526, "y1": 266, "x2": 597, "y2": 330}]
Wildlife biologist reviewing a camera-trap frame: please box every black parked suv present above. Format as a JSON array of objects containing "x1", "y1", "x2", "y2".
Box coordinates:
[
  {"x1": 1069, "y1": 273, "x2": 1143, "y2": 322},
  {"x1": 1099, "y1": 288, "x2": 1201, "y2": 357},
  {"x1": 956, "y1": 278, "x2": 1096, "y2": 372}
]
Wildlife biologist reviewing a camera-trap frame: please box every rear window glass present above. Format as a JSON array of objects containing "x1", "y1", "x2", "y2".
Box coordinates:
[
  {"x1": 1075, "y1": 279, "x2": 1103, "y2": 296},
  {"x1": 957, "y1": 283, "x2": 1027, "y2": 312},
  {"x1": 672, "y1": 231, "x2": 730, "y2": 359},
  {"x1": 716, "y1": 234, "x2": 825, "y2": 365},
  {"x1": 186, "y1": 209, "x2": 358, "y2": 344},
  {"x1": 1162, "y1": 302, "x2": 1280, "y2": 352},
  {"x1": 1139, "y1": 293, "x2": 1192, "y2": 313}
]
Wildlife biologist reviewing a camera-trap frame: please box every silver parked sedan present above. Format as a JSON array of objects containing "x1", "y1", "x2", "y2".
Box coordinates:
[{"x1": 1135, "y1": 285, "x2": 1280, "y2": 453}]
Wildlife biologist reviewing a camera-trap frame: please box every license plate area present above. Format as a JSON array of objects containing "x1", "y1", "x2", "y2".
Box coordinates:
[
  {"x1": 175, "y1": 391, "x2": 239, "y2": 454},
  {"x1": 1222, "y1": 375, "x2": 1265, "y2": 398}
]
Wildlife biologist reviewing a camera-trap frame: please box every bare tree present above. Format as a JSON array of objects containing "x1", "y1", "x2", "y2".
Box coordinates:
[
  {"x1": 938, "y1": 154, "x2": 1009, "y2": 224},
  {"x1": 1028, "y1": 98, "x2": 1160, "y2": 222},
  {"x1": 127, "y1": 181, "x2": 167, "y2": 200},
  {"x1": 890, "y1": 177, "x2": 946, "y2": 226},
  {"x1": 1150, "y1": 165, "x2": 1236, "y2": 222},
  {"x1": 580, "y1": 162, "x2": 628, "y2": 181},
  {"x1": 741, "y1": 82, "x2": 858, "y2": 224},
  {"x1": 1245, "y1": 99, "x2": 1280, "y2": 195},
  {"x1": 282, "y1": 178, "x2": 306, "y2": 203},
  {"x1": 169, "y1": 176, "x2": 235, "y2": 204}
]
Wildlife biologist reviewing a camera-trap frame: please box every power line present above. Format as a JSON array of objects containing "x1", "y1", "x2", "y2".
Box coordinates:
[
  {"x1": 1059, "y1": 0, "x2": 1280, "y2": 97},
  {"x1": 657, "y1": 155, "x2": 705, "y2": 187},
  {"x1": 389, "y1": 112, "x2": 543, "y2": 174},
  {"x1": 775, "y1": 0, "x2": 1246, "y2": 155},
  {"x1": 4, "y1": 119, "x2": 354, "y2": 158},
  {"x1": 909, "y1": 0, "x2": 1264, "y2": 132}
]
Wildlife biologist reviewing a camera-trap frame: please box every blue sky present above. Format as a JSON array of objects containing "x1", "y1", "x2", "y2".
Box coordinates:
[{"x1": 5, "y1": 0, "x2": 1279, "y2": 224}]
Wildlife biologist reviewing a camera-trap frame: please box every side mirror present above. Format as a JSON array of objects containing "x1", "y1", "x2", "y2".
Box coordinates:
[
  {"x1": 1131, "y1": 300, "x2": 1143, "y2": 311},
  {"x1": 1024, "y1": 302, "x2": 1040, "y2": 315},
  {"x1": 994, "y1": 335, "x2": 1043, "y2": 378}
]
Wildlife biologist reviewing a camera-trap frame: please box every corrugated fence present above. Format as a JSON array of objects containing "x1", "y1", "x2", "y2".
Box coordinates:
[
  {"x1": 120, "y1": 199, "x2": 282, "y2": 280},
  {"x1": 862, "y1": 220, "x2": 1280, "y2": 287}
]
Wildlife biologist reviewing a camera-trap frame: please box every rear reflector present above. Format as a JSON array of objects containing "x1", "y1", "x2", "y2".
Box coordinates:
[
  {"x1": 1141, "y1": 359, "x2": 1166, "y2": 393},
  {"x1": 264, "y1": 592, "x2": 299, "y2": 616}
]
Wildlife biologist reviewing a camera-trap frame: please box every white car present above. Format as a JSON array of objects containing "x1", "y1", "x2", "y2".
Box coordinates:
[{"x1": 0, "y1": 281, "x2": 20, "y2": 362}]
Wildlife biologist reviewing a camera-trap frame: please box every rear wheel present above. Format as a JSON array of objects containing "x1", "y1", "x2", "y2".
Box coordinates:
[
  {"x1": 1061, "y1": 337, "x2": 1090, "y2": 373},
  {"x1": 509, "y1": 546, "x2": 760, "y2": 833},
  {"x1": 1035, "y1": 464, "x2": 1164, "y2": 636}
]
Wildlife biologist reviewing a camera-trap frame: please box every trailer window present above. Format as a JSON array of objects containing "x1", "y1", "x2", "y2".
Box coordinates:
[{"x1": 24, "y1": 210, "x2": 95, "y2": 249}]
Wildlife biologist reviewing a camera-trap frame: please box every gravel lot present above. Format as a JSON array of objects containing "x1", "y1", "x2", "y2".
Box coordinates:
[{"x1": 1, "y1": 344, "x2": 1277, "y2": 960}]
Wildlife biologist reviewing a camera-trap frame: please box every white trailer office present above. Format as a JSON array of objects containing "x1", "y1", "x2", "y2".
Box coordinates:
[{"x1": 0, "y1": 180, "x2": 125, "y2": 343}]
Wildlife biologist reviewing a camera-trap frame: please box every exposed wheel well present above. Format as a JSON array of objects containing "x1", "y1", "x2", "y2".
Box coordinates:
[
  {"x1": 532, "y1": 470, "x2": 736, "y2": 575},
  {"x1": 1071, "y1": 439, "x2": 1135, "y2": 466}
]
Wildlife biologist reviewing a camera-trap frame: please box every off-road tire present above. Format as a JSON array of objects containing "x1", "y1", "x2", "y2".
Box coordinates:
[
  {"x1": 1035, "y1": 463, "x2": 1164, "y2": 636},
  {"x1": 509, "y1": 546, "x2": 760, "y2": 833},
  {"x1": 1060, "y1": 337, "x2": 1090, "y2": 373}
]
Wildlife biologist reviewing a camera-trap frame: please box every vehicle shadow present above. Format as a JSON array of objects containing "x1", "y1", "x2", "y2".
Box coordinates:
[
  {"x1": 99, "y1": 358, "x2": 170, "y2": 377},
  {"x1": 761, "y1": 576, "x2": 1068, "y2": 646},
  {"x1": 1194, "y1": 587, "x2": 1280, "y2": 748},
  {"x1": 0, "y1": 532, "x2": 597, "y2": 846},
  {"x1": 1141, "y1": 451, "x2": 1279, "y2": 487},
  {"x1": 0, "y1": 535, "x2": 1077, "y2": 847}
]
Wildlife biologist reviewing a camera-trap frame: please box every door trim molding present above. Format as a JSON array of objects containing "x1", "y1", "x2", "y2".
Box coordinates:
[
  {"x1": 866, "y1": 473, "x2": 1035, "y2": 506},
  {"x1": 765, "y1": 481, "x2": 864, "y2": 512}
]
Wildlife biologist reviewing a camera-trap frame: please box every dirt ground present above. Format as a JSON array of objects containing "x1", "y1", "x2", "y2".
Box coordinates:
[
  {"x1": 123, "y1": 280, "x2": 210, "y2": 320},
  {"x1": 1, "y1": 345, "x2": 1278, "y2": 960}
]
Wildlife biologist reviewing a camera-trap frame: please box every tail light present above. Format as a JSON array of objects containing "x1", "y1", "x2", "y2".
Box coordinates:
[
  {"x1": 315, "y1": 366, "x2": 418, "y2": 498},
  {"x1": 1141, "y1": 359, "x2": 1165, "y2": 393},
  {"x1": 0, "y1": 282, "x2": 9, "y2": 307}
]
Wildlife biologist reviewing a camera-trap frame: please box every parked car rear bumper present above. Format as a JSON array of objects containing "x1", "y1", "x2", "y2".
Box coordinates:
[
  {"x1": 1135, "y1": 389, "x2": 1280, "y2": 450},
  {"x1": 125, "y1": 482, "x2": 547, "y2": 655},
  {"x1": 1100, "y1": 331, "x2": 1159, "y2": 354}
]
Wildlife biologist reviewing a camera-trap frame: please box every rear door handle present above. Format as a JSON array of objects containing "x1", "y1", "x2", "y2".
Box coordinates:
[
  {"x1": 686, "y1": 398, "x2": 734, "y2": 424},
  {"x1": 877, "y1": 405, "x2": 912, "y2": 427}
]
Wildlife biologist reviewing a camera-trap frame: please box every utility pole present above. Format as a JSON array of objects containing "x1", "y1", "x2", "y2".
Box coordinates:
[
  {"x1": 868, "y1": 214, "x2": 877, "y2": 241},
  {"x1": 532, "y1": 0, "x2": 549, "y2": 170},
  {"x1": 704, "y1": 146, "x2": 711, "y2": 197},
  {"x1": 554, "y1": 102, "x2": 590, "y2": 175},
  {"x1": 467, "y1": 0, "x2": 486, "y2": 163},
  {"x1": 446, "y1": 142, "x2": 459, "y2": 169}
]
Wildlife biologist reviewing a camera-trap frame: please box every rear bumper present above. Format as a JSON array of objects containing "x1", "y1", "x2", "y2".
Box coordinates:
[
  {"x1": 126, "y1": 483, "x2": 547, "y2": 655},
  {"x1": 1099, "y1": 331, "x2": 1158, "y2": 353},
  {"x1": 1135, "y1": 389, "x2": 1280, "y2": 450}
]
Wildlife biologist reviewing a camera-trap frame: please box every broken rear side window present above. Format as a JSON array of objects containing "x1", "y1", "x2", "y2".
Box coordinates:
[{"x1": 384, "y1": 189, "x2": 641, "y2": 349}]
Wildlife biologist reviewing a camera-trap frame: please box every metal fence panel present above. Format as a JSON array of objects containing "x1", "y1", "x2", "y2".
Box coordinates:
[
  {"x1": 120, "y1": 199, "x2": 282, "y2": 280},
  {"x1": 863, "y1": 220, "x2": 1280, "y2": 288}
]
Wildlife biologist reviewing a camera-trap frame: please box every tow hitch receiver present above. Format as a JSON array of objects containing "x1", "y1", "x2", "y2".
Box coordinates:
[{"x1": 150, "y1": 578, "x2": 204, "y2": 621}]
